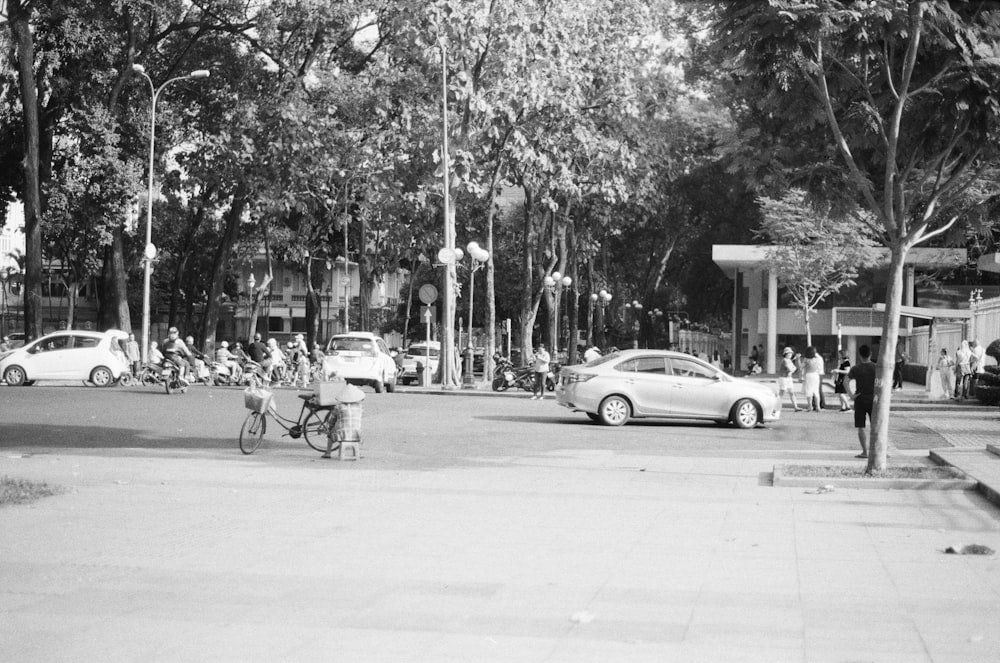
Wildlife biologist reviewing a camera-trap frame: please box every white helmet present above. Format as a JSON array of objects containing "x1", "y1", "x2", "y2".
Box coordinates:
[{"x1": 220, "y1": 341, "x2": 229, "y2": 348}]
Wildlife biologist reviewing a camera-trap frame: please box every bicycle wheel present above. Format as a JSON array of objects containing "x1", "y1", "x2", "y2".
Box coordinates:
[
  {"x1": 302, "y1": 409, "x2": 336, "y2": 452},
  {"x1": 239, "y1": 411, "x2": 267, "y2": 454}
]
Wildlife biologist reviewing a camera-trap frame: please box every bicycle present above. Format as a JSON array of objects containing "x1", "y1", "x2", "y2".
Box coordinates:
[{"x1": 239, "y1": 388, "x2": 337, "y2": 455}]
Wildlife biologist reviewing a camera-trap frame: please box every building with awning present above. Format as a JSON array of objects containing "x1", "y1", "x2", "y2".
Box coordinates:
[{"x1": 711, "y1": 244, "x2": 971, "y2": 373}]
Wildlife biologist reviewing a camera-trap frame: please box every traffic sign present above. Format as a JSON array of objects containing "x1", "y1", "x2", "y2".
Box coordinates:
[{"x1": 419, "y1": 283, "x2": 438, "y2": 304}]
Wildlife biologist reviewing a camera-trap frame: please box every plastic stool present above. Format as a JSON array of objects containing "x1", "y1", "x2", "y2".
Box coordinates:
[{"x1": 339, "y1": 439, "x2": 361, "y2": 461}]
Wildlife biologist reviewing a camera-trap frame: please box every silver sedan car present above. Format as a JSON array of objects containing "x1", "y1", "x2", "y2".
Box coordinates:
[{"x1": 555, "y1": 349, "x2": 782, "y2": 428}]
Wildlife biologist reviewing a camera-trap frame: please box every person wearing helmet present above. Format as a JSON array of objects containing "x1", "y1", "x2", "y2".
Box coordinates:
[
  {"x1": 161, "y1": 327, "x2": 193, "y2": 385},
  {"x1": 215, "y1": 340, "x2": 242, "y2": 383}
]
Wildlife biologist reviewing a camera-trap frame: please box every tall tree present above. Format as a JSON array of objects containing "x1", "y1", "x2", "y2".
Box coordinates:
[{"x1": 710, "y1": 0, "x2": 1000, "y2": 471}]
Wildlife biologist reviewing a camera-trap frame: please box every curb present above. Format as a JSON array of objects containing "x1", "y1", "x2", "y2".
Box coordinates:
[
  {"x1": 772, "y1": 463, "x2": 977, "y2": 491},
  {"x1": 930, "y1": 448, "x2": 1000, "y2": 509}
]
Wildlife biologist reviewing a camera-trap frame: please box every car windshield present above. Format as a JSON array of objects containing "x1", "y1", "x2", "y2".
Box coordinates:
[
  {"x1": 329, "y1": 338, "x2": 376, "y2": 355},
  {"x1": 407, "y1": 346, "x2": 440, "y2": 357}
]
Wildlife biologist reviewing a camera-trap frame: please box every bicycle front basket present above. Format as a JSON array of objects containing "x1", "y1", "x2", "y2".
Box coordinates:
[{"x1": 244, "y1": 387, "x2": 274, "y2": 414}]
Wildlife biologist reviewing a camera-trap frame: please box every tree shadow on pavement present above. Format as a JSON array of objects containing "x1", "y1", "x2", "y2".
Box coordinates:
[{"x1": 0, "y1": 423, "x2": 234, "y2": 450}]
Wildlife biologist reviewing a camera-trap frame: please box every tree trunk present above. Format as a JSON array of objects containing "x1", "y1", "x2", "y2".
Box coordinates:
[
  {"x1": 868, "y1": 244, "x2": 909, "y2": 473},
  {"x1": 519, "y1": 188, "x2": 538, "y2": 366},
  {"x1": 99, "y1": 228, "x2": 131, "y2": 332},
  {"x1": 482, "y1": 187, "x2": 499, "y2": 385},
  {"x1": 804, "y1": 308, "x2": 812, "y2": 347},
  {"x1": 199, "y1": 184, "x2": 247, "y2": 355},
  {"x1": 358, "y1": 212, "x2": 370, "y2": 331},
  {"x1": 9, "y1": 2, "x2": 43, "y2": 339}
]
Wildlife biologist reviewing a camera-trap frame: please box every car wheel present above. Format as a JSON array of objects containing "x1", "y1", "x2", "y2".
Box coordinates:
[
  {"x1": 598, "y1": 395, "x2": 631, "y2": 426},
  {"x1": 385, "y1": 373, "x2": 396, "y2": 393},
  {"x1": 585, "y1": 412, "x2": 601, "y2": 422},
  {"x1": 373, "y1": 379, "x2": 384, "y2": 393},
  {"x1": 732, "y1": 399, "x2": 760, "y2": 429},
  {"x1": 3, "y1": 365, "x2": 26, "y2": 386},
  {"x1": 90, "y1": 366, "x2": 114, "y2": 387}
]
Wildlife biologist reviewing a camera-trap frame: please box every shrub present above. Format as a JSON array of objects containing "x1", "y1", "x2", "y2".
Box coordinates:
[
  {"x1": 987, "y1": 339, "x2": 1000, "y2": 363},
  {"x1": 975, "y1": 366, "x2": 1000, "y2": 406}
]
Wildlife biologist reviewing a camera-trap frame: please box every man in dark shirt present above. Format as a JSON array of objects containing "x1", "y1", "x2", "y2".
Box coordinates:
[
  {"x1": 246, "y1": 333, "x2": 272, "y2": 380},
  {"x1": 846, "y1": 344, "x2": 877, "y2": 458}
]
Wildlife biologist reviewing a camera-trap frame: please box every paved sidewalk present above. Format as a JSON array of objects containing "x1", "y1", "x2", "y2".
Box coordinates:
[{"x1": 3, "y1": 442, "x2": 1000, "y2": 662}]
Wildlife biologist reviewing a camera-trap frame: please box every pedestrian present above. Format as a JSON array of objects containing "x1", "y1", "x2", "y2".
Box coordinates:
[
  {"x1": 970, "y1": 339, "x2": 985, "y2": 395},
  {"x1": 801, "y1": 346, "x2": 825, "y2": 412},
  {"x1": 710, "y1": 350, "x2": 722, "y2": 369},
  {"x1": 831, "y1": 349, "x2": 852, "y2": 412},
  {"x1": 531, "y1": 343, "x2": 550, "y2": 400},
  {"x1": 723, "y1": 349, "x2": 731, "y2": 372},
  {"x1": 125, "y1": 333, "x2": 141, "y2": 376},
  {"x1": 846, "y1": 344, "x2": 877, "y2": 459},
  {"x1": 0, "y1": 336, "x2": 10, "y2": 352},
  {"x1": 955, "y1": 340, "x2": 973, "y2": 399},
  {"x1": 777, "y1": 346, "x2": 802, "y2": 412},
  {"x1": 936, "y1": 348, "x2": 955, "y2": 399},
  {"x1": 290, "y1": 333, "x2": 310, "y2": 387},
  {"x1": 892, "y1": 343, "x2": 907, "y2": 391}
]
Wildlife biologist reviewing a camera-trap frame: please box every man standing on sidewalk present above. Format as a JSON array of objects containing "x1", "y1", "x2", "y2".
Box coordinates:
[
  {"x1": 846, "y1": 344, "x2": 877, "y2": 459},
  {"x1": 531, "y1": 343, "x2": 550, "y2": 400}
]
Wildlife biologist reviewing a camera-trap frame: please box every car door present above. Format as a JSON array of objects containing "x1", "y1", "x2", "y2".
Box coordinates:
[
  {"x1": 665, "y1": 356, "x2": 730, "y2": 418},
  {"x1": 24, "y1": 334, "x2": 73, "y2": 379},
  {"x1": 615, "y1": 356, "x2": 673, "y2": 416}
]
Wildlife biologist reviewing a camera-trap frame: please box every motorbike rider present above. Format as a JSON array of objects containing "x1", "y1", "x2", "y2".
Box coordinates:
[
  {"x1": 246, "y1": 333, "x2": 271, "y2": 381},
  {"x1": 148, "y1": 341, "x2": 164, "y2": 366},
  {"x1": 583, "y1": 345, "x2": 602, "y2": 363},
  {"x1": 231, "y1": 341, "x2": 249, "y2": 367},
  {"x1": 266, "y1": 338, "x2": 286, "y2": 383},
  {"x1": 288, "y1": 333, "x2": 310, "y2": 387},
  {"x1": 161, "y1": 327, "x2": 194, "y2": 385},
  {"x1": 215, "y1": 341, "x2": 243, "y2": 382}
]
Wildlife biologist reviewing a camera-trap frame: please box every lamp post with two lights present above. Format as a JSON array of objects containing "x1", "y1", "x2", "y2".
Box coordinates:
[
  {"x1": 131, "y1": 64, "x2": 210, "y2": 364},
  {"x1": 544, "y1": 271, "x2": 572, "y2": 355}
]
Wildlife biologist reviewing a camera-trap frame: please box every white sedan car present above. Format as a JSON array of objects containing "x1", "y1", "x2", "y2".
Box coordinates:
[
  {"x1": 556, "y1": 349, "x2": 782, "y2": 428},
  {"x1": 323, "y1": 332, "x2": 398, "y2": 393},
  {"x1": 398, "y1": 341, "x2": 441, "y2": 385},
  {"x1": 0, "y1": 329, "x2": 131, "y2": 387}
]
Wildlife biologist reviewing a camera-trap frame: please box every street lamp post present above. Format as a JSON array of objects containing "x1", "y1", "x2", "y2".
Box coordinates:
[
  {"x1": 624, "y1": 300, "x2": 643, "y2": 348},
  {"x1": 969, "y1": 288, "x2": 984, "y2": 340},
  {"x1": 594, "y1": 289, "x2": 612, "y2": 348},
  {"x1": 245, "y1": 273, "x2": 256, "y2": 339},
  {"x1": 544, "y1": 272, "x2": 572, "y2": 357},
  {"x1": 132, "y1": 64, "x2": 210, "y2": 364}
]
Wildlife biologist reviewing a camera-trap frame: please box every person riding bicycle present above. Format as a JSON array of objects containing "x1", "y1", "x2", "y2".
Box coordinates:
[{"x1": 161, "y1": 327, "x2": 194, "y2": 385}]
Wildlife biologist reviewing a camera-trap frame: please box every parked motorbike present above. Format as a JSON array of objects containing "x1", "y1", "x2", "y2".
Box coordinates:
[{"x1": 491, "y1": 357, "x2": 535, "y2": 392}]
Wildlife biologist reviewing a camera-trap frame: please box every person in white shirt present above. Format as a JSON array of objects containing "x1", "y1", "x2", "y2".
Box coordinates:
[{"x1": 531, "y1": 343, "x2": 550, "y2": 400}]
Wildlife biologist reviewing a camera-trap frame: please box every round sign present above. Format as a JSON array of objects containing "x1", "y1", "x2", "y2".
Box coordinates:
[
  {"x1": 144, "y1": 243, "x2": 157, "y2": 261},
  {"x1": 419, "y1": 284, "x2": 438, "y2": 304}
]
